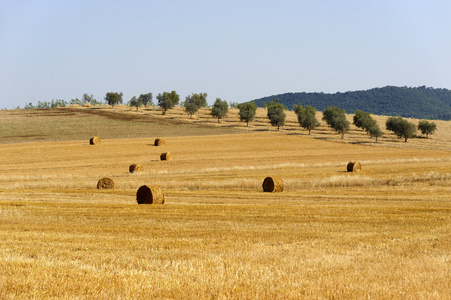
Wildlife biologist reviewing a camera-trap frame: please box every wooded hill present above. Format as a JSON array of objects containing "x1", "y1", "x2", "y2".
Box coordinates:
[{"x1": 251, "y1": 86, "x2": 451, "y2": 120}]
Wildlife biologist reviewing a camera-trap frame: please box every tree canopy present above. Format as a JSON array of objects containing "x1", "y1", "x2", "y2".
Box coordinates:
[
  {"x1": 105, "y1": 92, "x2": 123, "y2": 107},
  {"x1": 417, "y1": 120, "x2": 437, "y2": 138},
  {"x1": 266, "y1": 99, "x2": 286, "y2": 131},
  {"x1": 293, "y1": 104, "x2": 319, "y2": 135},
  {"x1": 82, "y1": 93, "x2": 94, "y2": 104},
  {"x1": 322, "y1": 106, "x2": 350, "y2": 138},
  {"x1": 237, "y1": 101, "x2": 257, "y2": 126},
  {"x1": 184, "y1": 93, "x2": 208, "y2": 118},
  {"x1": 386, "y1": 116, "x2": 416, "y2": 142},
  {"x1": 368, "y1": 124, "x2": 383, "y2": 142},
  {"x1": 138, "y1": 93, "x2": 153, "y2": 107},
  {"x1": 211, "y1": 98, "x2": 228, "y2": 122},
  {"x1": 129, "y1": 96, "x2": 143, "y2": 111},
  {"x1": 157, "y1": 91, "x2": 180, "y2": 115},
  {"x1": 352, "y1": 109, "x2": 383, "y2": 142}
]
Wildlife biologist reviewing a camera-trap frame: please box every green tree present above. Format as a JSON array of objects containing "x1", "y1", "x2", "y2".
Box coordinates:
[
  {"x1": 417, "y1": 120, "x2": 437, "y2": 138},
  {"x1": 386, "y1": 116, "x2": 416, "y2": 142},
  {"x1": 294, "y1": 104, "x2": 319, "y2": 135},
  {"x1": 266, "y1": 99, "x2": 286, "y2": 131},
  {"x1": 333, "y1": 117, "x2": 350, "y2": 138},
  {"x1": 322, "y1": 106, "x2": 350, "y2": 138},
  {"x1": 353, "y1": 109, "x2": 365, "y2": 129},
  {"x1": 129, "y1": 96, "x2": 143, "y2": 111},
  {"x1": 237, "y1": 101, "x2": 257, "y2": 126},
  {"x1": 211, "y1": 98, "x2": 228, "y2": 123},
  {"x1": 105, "y1": 92, "x2": 123, "y2": 108},
  {"x1": 368, "y1": 125, "x2": 383, "y2": 142},
  {"x1": 24, "y1": 102, "x2": 34, "y2": 109},
  {"x1": 353, "y1": 109, "x2": 382, "y2": 140},
  {"x1": 184, "y1": 93, "x2": 207, "y2": 118},
  {"x1": 91, "y1": 98, "x2": 102, "y2": 106},
  {"x1": 322, "y1": 106, "x2": 342, "y2": 127},
  {"x1": 36, "y1": 101, "x2": 50, "y2": 108},
  {"x1": 139, "y1": 93, "x2": 153, "y2": 107},
  {"x1": 82, "y1": 93, "x2": 94, "y2": 104},
  {"x1": 156, "y1": 91, "x2": 180, "y2": 115},
  {"x1": 353, "y1": 109, "x2": 376, "y2": 132},
  {"x1": 70, "y1": 98, "x2": 83, "y2": 106},
  {"x1": 53, "y1": 99, "x2": 67, "y2": 108}
]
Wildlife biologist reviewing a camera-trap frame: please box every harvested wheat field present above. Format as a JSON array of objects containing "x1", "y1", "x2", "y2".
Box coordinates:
[{"x1": 0, "y1": 107, "x2": 450, "y2": 299}]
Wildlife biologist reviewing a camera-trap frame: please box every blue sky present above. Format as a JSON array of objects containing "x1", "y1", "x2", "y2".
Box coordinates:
[{"x1": 1, "y1": 0, "x2": 450, "y2": 108}]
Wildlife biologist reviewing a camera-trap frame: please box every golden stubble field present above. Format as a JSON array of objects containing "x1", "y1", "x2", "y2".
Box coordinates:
[{"x1": 0, "y1": 107, "x2": 450, "y2": 299}]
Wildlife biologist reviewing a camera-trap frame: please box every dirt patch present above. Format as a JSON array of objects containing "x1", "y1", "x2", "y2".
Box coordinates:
[{"x1": 65, "y1": 107, "x2": 180, "y2": 124}]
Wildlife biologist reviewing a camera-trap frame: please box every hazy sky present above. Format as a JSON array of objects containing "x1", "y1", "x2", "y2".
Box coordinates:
[{"x1": 1, "y1": 0, "x2": 450, "y2": 108}]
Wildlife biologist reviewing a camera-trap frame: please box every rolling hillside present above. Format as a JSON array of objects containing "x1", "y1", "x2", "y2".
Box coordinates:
[{"x1": 252, "y1": 86, "x2": 451, "y2": 120}]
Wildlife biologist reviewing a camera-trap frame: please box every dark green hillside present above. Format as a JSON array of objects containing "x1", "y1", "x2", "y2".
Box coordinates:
[{"x1": 252, "y1": 86, "x2": 451, "y2": 120}]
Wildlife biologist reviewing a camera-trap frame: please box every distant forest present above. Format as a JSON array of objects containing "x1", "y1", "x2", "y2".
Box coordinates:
[{"x1": 252, "y1": 86, "x2": 451, "y2": 120}]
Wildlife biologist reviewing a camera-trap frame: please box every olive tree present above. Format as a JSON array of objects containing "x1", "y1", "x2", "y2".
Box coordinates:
[
  {"x1": 237, "y1": 101, "x2": 257, "y2": 126},
  {"x1": 322, "y1": 106, "x2": 350, "y2": 138},
  {"x1": 294, "y1": 104, "x2": 319, "y2": 135},
  {"x1": 105, "y1": 92, "x2": 123, "y2": 108},
  {"x1": 386, "y1": 116, "x2": 416, "y2": 142},
  {"x1": 417, "y1": 120, "x2": 437, "y2": 138},
  {"x1": 129, "y1": 96, "x2": 143, "y2": 111},
  {"x1": 157, "y1": 91, "x2": 180, "y2": 115},
  {"x1": 368, "y1": 125, "x2": 383, "y2": 142},
  {"x1": 266, "y1": 99, "x2": 286, "y2": 131},
  {"x1": 353, "y1": 109, "x2": 383, "y2": 141},
  {"x1": 184, "y1": 93, "x2": 207, "y2": 118},
  {"x1": 139, "y1": 93, "x2": 153, "y2": 107},
  {"x1": 82, "y1": 93, "x2": 94, "y2": 104},
  {"x1": 211, "y1": 98, "x2": 228, "y2": 122},
  {"x1": 353, "y1": 109, "x2": 377, "y2": 133}
]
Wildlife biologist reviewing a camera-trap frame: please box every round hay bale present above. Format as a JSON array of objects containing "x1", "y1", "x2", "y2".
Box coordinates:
[
  {"x1": 154, "y1": 138, "x2": 166, "y2": 146},
  {"x1": 137, "y1": 185, "x2": 165, "y2": 204},
  {"x1": 347, "y1": 162, "x2": 362, "y2": 173},
  {"x1": 90, "y1": 136, "x2": 101, "y2": 145},
  {"x1": 97, "y1": 177, "x2": 114, "y2": 189},
  {"x1": 160, "y1": 152, "x2": 172, "y2": 161},
  {"x1": 129, "y1": 163, "x2": 144, "y2": 173},
  {"x1": 262, "y1": 177, "x2": 284, "y2": 192}
]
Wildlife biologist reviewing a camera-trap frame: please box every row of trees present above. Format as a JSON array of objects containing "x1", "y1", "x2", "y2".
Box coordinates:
[
  {"x1": 94, "y1": 91, "x2": 442, "y2": 142},
  {"x1": 23, "y1": 91, "x2": 438, "y2": 142},
  {"x1": 264, "y1": 102, "x2": 437, "y2": 142},
  {"x1": 103, "y1": 90, "x2": 235, "y2": 123},
  {"x1": 22, "y1": 90, "x2": 232, "y2": 122},
  {"x1": 353, "y1": 110, "x2": 383, "y2": 142},
  {"x1": 322, "y1": 106, "x2": 350, "y2": 139},
  {"x1": 105, "y1": 91, "x2": 231, "y2": 123},
  {"x1": 23, "y1": 94, "x2": 100, "y2": 109},
  {"x1": 321, "y1": 107, "x2": 436, "y2": 142},
  {"x1": 386, "y1": 117, "x2": 437, "y2": 142}
]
